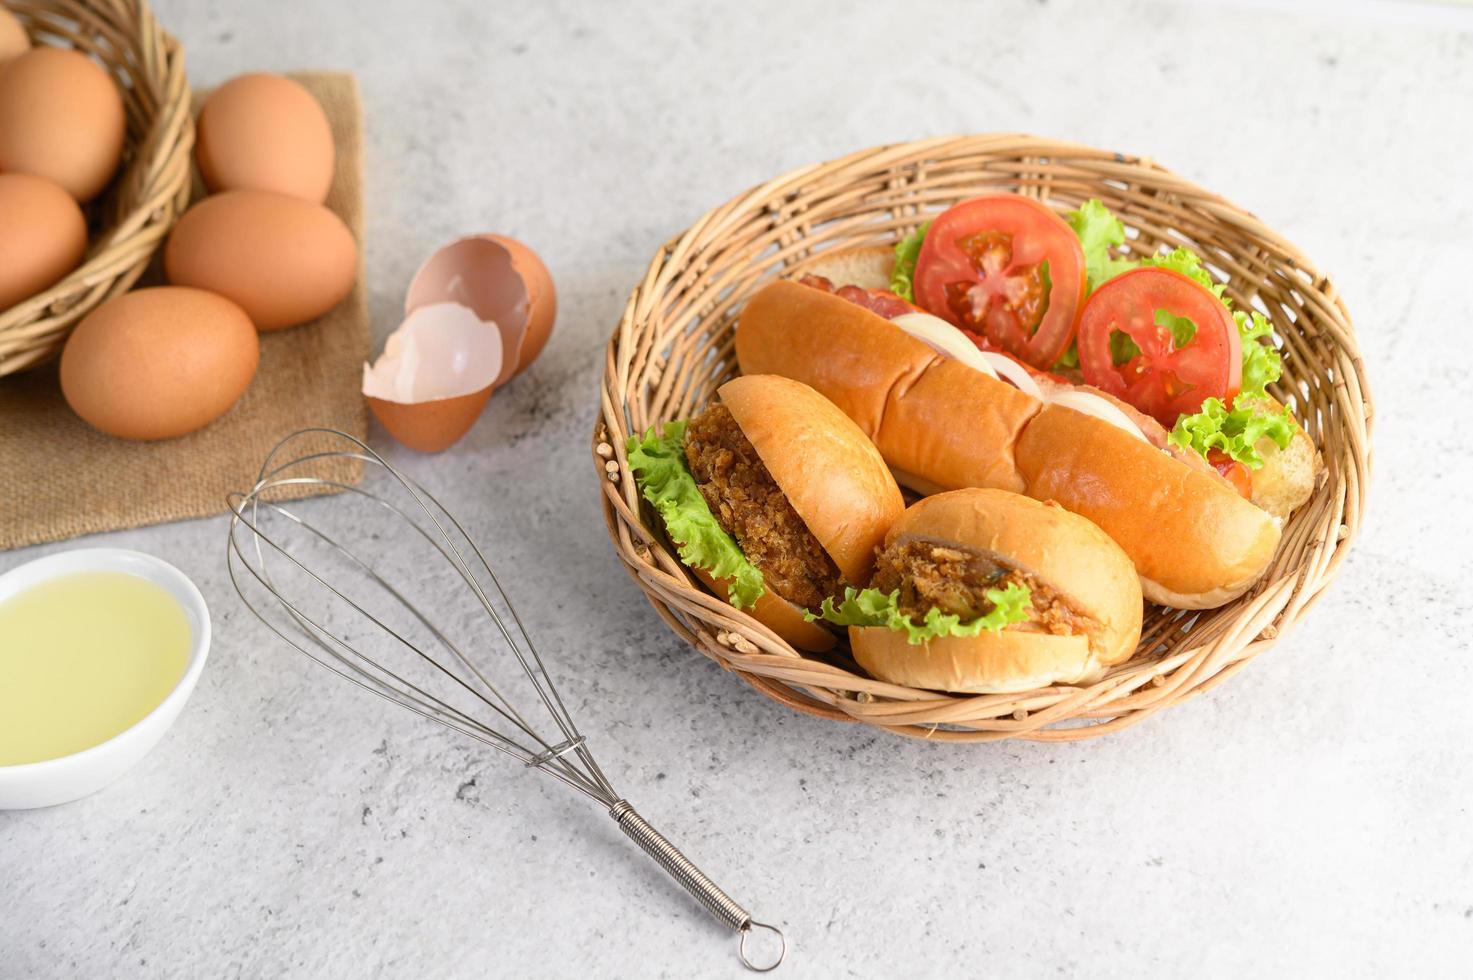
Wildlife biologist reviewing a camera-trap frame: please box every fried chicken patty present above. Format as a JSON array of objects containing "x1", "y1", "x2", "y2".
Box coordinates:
[
  {"x1": 684, "y1": 403, "x2": 842, "y2": 610},
  {"x1": 872, "y1": 539, "x2": 1096, "y2": 636}
]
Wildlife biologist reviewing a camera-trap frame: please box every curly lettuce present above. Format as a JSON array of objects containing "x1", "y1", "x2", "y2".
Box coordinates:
[
  {"x1": 1066, "y1": 198, "x2": 1138, "y2": 294},
  {"x1": 889, "y1": 222, "x2": 930, "y2": 303},
  {"x1": 806, "y1": 584, "x2": 1032, "y2": 645},
  {"x1": 626, "y1": 422, "x2": 765, "y2": 608},
  {"x1": 1168, "y1": 397, "x2": 1295, "y2": 470},
  {"x1": 1167, "y1": 309, "x2": 1293, "y2": 468},
  {"x1": 1236, "y1": 309, "x2": 1282, "y2": 401}
]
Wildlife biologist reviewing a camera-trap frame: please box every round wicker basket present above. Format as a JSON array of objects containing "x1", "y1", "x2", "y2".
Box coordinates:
[
  {"x1": 0, "y1": 0, "x2": 191, "y2": 377},
  {"x1": 596, "y1": 134, "x2": 1372, "y2": 742}
]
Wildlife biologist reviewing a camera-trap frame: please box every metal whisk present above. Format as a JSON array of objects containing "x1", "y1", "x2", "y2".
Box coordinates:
[{"x1": 225, "y1": 428, "x2": 785, "y2": 972}]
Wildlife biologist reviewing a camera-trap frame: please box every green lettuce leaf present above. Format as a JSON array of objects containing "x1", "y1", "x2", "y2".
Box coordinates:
[
  {"x1": 806, "y1": 583, "x2": 1032, "y2": 645},
  {"x1": 890, "y1": 222, "x2": 930, "y2": 303},
  {"x1": 1053, "y1": 342, "x2": 1080, "y2": 371},
  {"x1": 1156, "y1": 308, "x2": 1197, "y2": 349},
  {"x1": 626, "y1": 422, "x2": 765, "y2": 609},
  {"x1": 1236, "y1": 309, "x2": 1282, "y2": 401},
  {"x1": 1167, "y1": 397, "x2": 1295, "y2": 470},
  {"x1": 1066, "y1": 199, "x2": 1137, "y2": 293},
  {"x1": 1107, "y1": 331, "x2": 1140, "y2": 365}
]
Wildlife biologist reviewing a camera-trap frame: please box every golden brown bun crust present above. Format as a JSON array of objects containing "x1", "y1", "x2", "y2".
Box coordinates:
[
  {"x1": 737, "y1": 281, "x2": 1039, "y2": 494},
  {"x1": 690, "y1": 565, "x2": 836, "y2": 653},
  {"x1": 720, "y1": 373, "x2": 904, "y2": 586},
  {"x1": 852, "y1": 627, "x2": 1098, "y2": 694},
  {"x1": 851, "y1": 489, "x2": 1141, "y2": 693},
  {"x1": 1016, "y1": 403, "x2": 1281, "y2": 606}
]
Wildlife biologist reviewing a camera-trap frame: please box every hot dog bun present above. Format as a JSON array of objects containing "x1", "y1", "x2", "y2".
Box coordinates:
[
  {"x1": 1015, "y1": 404, "x2": 1280, "y2": 606},
  {"x1": 738, "y1": 281, "x2": 1038, "y2": 494},
  {"x1": 850, "y1": 489, "x2": 1142, "y2": 694},
  {"x1": 736, "y1": 279, "x2": 1282, "y2": 608}
]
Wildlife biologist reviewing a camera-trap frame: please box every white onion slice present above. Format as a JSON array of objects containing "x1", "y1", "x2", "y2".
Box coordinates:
[
  {"x1": 978, "y1": 352, "x2": 1044, "y2": 401},
  {"x1": 891, "y1": 312, "x2": 998, "y2": 381},
  {"x1": 1048, "y1": 390, "x2": 1150, "y2": 443},
  {"x1": 890, "y1": 309, "x2": 1144, "y2": 443}
]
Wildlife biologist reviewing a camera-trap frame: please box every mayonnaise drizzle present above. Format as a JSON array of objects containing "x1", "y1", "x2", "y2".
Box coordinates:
[{"x1": 890, "y1": 310, "x2": 1148, "y2": 443}]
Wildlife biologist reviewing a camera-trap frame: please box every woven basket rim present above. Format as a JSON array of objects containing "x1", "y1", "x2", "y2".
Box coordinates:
[
  {"x1": 0, "y1": 0, "x2": 193, "y2": 377},
  {"x1": 596, "y1": 132, "x2": 1372, "y2": 743}
]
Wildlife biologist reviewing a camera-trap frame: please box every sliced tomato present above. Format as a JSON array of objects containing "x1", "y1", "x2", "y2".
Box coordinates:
[
  {"x1": 798, "y1": 274, "x2": 915, "y2": 319},
  {"x1": 912, "y1": 195, "x2": 1086, "y2": 370},
  {"x1": 1209, "y1": 450, "x2": 1253, "y2": 499},
  {"x1": 1076, "y1": 267, "x2": 1241, "y2": 427}
]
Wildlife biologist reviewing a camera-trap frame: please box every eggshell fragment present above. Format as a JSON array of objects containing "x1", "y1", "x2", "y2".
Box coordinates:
[
  {"x1": 60, "y1": 287, "x2": 259, "y2": 441},
  {"x1": 0, "y1": 8, "x2": 29, "y2": 63},
  {"x1": 363, "y1": 303, "x2": 504, "y2": 452},
  {"x1": 0, "y1": 173, "x2": 87, "y2": 310},
  {"x1": 164, "y1": 189, "x2": 358, "y2": 331},
  {"x1": 0, "y1": 47, "x2": 124, "y2": 202},
  {"x1": 196, "y1": 73, "x2": 336, "y2": 203},
  {"x1": 404, "y1": 235, "x2": 556, "y2": 386}
]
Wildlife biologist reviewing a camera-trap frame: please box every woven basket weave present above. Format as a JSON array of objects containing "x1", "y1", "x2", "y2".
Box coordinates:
[
  {"x1": 596, "y1": 134, "x2": 1371, "y2": 742},
  {"x1": 0, "y1": 0, "x2": 191, "y2": 377}
]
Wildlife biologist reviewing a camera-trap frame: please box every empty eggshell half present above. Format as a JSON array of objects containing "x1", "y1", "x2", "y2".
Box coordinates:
[
  {"x1": 363, "y1": 302, "x2": 503, "y2": 452},
  {"x1": 404, "y1": 234, "x2": 556, "y2": 386}
]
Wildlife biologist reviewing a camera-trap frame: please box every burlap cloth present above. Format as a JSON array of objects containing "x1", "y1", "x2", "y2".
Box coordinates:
[{"x1": 0, "y1": 72, "x2": 368, "y2": 551}]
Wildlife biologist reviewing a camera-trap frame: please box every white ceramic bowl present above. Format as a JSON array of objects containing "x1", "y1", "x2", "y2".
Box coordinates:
[{"x1": 0, "y1": 548, "x2": 211, "y2": 809}]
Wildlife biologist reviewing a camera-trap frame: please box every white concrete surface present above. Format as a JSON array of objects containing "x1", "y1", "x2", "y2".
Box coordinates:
[{"x1": 2, "y1": 1, "x2": 1470, "y2": 977}]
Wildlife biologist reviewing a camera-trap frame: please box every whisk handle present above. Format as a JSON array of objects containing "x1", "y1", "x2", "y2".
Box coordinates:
[{"x1": 609, "y1": 800, "x2": 785, "y2": 972}]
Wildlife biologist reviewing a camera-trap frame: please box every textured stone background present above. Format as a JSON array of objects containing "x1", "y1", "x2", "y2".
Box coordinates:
[{"x1": 2, "y1": 1, "x2": 1470, "y2": 977}]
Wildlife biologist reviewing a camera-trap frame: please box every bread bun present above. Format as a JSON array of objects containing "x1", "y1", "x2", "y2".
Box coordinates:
[
  {"x1": 1015, "y1": 404, "x2": 1280, "y2": 607},
  {"x1": 720, "y1": 373, "x2": 903, "y2": 586},
  {"x1": 689, "y1": 564, "x2": 836, "y2": 653},
  {"x1": 800, "y1": 246, "x2": 893, "y2": 291},
  {"x1": 737, "y1": 281, "x2": 1038, "y2": 493},
  {"x1": 1250, "y1": 399, "x2": 1319, "y2": 520},
  {"x1": 851, "y1": 489, "x2": 1142, "y2": 693}
]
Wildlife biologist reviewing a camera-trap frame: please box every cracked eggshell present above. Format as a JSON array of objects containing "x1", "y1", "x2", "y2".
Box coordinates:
[
  {"x1": 404, "y1": 234, "x2": 555, "y2": 386},
  {"x1": 363, "y1": 302, "x2": 503, "y2": 453}
]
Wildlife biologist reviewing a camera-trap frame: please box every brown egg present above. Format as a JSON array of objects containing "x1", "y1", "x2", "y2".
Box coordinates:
[
  {"x1": 404, "y1": 234, "x2": 556, "y2": 386},
  {"x1": 0, "y1": 47, "x2": 124, "y2": 202},
  {"x1": 164, "y1": 190, "x2": 358, "y2": 331},
  {"x1": 0, "y1": 8, "x2": 29, "y2": 63},
  {"x1": 196, "y1": 73, "x2": 335, "y2": 203},
  {"x1": 0, "y1": 173, "x2": 87, "y2": 310},
  {"x1": 60, "y1": 287, "x2": 259, "y2": 441}
]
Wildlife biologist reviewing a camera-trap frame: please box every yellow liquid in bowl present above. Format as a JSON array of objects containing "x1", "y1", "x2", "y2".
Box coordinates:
[{"x1": 0, "y1": 571, "x2": 191, "y2": 766}]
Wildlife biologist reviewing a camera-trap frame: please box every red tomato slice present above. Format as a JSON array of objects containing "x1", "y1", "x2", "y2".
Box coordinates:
[
  {"x1": 1208, "y1": 450, "x2": 1253, "y2": 499},
  {"x1": 912, "y1": 195, "x2": 1086, "y2": 370},
  {"x1": 1076, "y1": 267, "x2": 1241, "y2": 427},
  {"x1": 798, "y1": 274, "x2": 915, "y2": 319}
]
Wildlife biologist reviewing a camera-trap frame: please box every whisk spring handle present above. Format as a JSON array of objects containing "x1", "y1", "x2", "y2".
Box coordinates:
[{"x1": 609, "y1": 800, "x2": 785, "y2": 972}]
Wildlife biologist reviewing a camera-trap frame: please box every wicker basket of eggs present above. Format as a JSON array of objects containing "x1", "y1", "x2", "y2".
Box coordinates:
[{"x1": 1, "y1": 0, "x2": 365, "y2": 441}]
